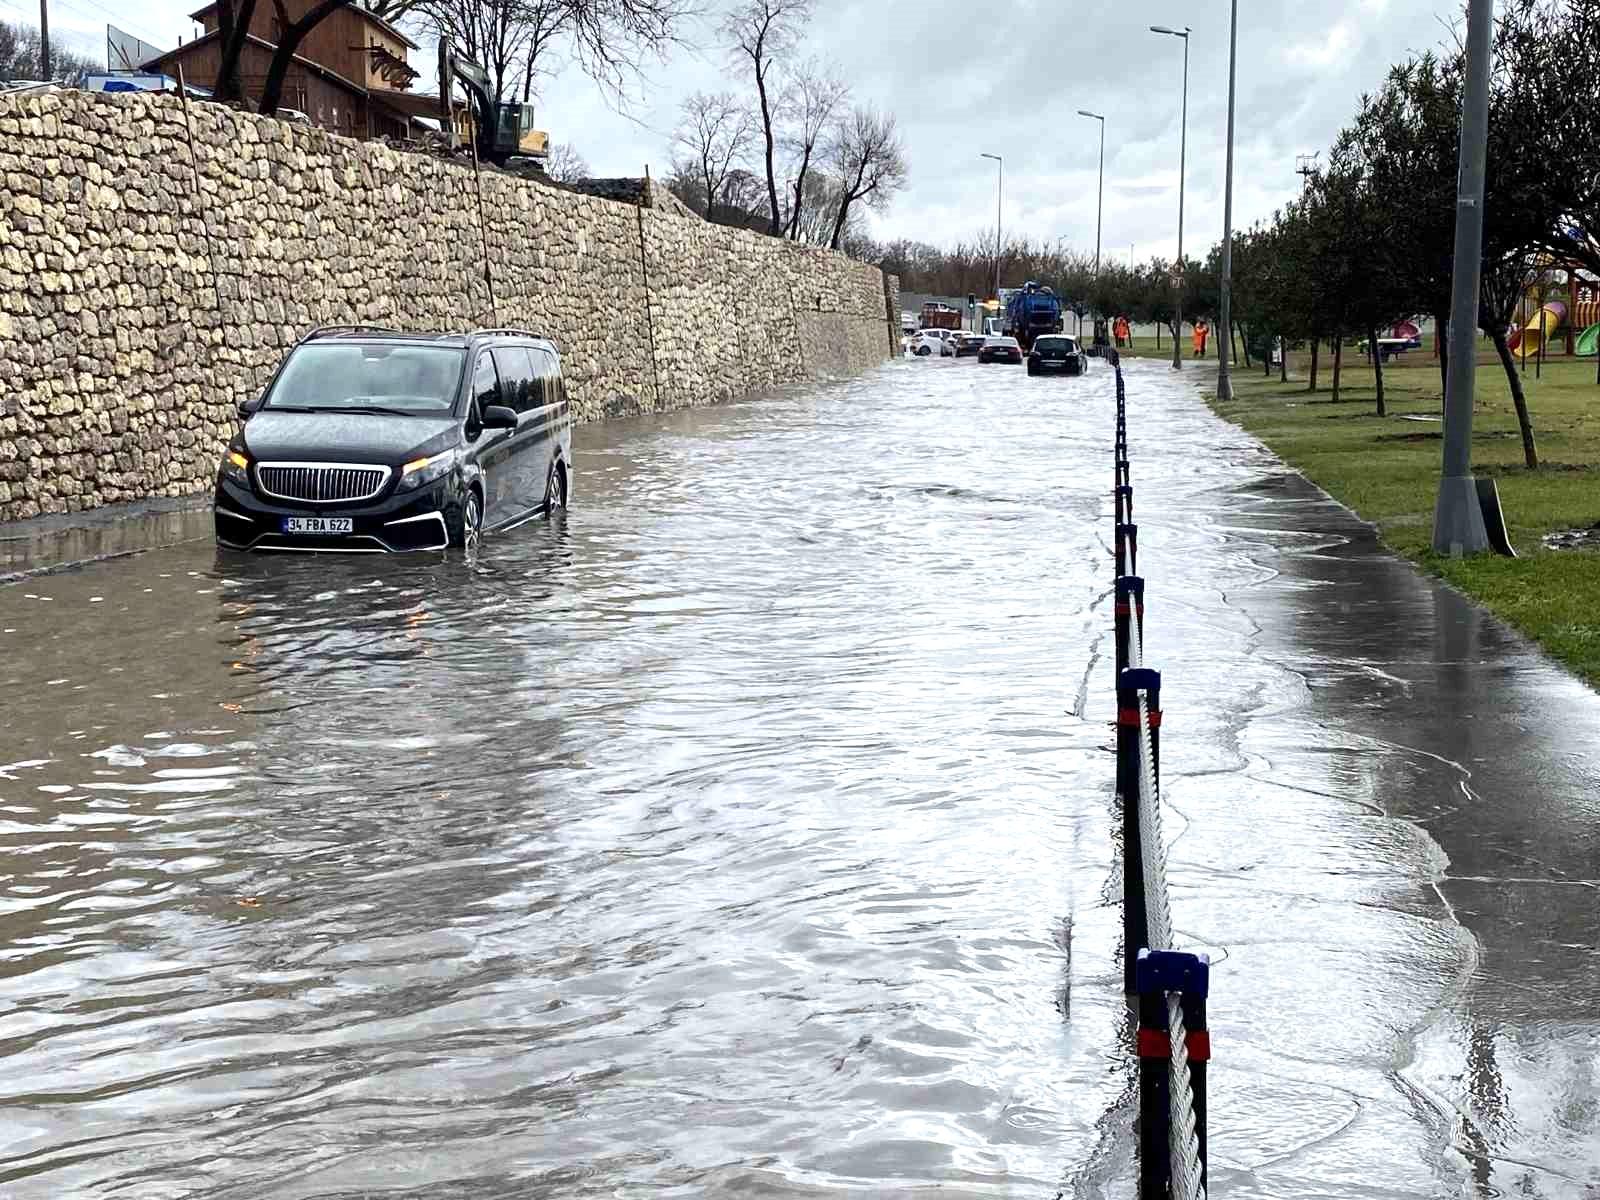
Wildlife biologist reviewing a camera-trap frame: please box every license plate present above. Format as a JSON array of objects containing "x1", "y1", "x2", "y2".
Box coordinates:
[{"x1": 283, "y1": 517, "x2": 353, "y2": 535}]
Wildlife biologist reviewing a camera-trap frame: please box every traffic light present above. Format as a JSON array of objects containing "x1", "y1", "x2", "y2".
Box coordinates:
[{"x1": 967, "y1": 293, "x2": 976, "y2": 308}]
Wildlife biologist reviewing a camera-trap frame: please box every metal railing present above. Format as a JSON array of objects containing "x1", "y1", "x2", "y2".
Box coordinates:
[{"x1": 1111, "y1": 356, "x2": 1211, "y2": 1199}]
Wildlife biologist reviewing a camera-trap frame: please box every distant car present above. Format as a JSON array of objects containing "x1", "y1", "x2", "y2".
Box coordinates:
[
  {"x1": 978, "y1": 336, "x2": 1023, "y2": 365},
  {"x1": 900, "y1": 311, "x2": 918, "y2": 334},
  {"x1": 1027, "y1": 334, "x2": 1089, "y2": 376},
  {"x1": 955, "y1": 333, "x2": 987, "y2": 357}
]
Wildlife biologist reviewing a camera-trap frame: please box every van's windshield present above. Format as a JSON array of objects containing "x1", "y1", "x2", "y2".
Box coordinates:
[{"x1": 265, "y1": 344, "x2": 465, "y2": 415}]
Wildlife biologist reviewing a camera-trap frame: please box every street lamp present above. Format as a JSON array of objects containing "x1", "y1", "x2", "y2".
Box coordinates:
[
  {"x1": 1433, "y1": 0, "x2": 1494, "y2": 555},
  {"x1": 1150, "y1": 23, "x2": 1190, "y2": 371},
  {"x1": 1216, "y1": 1, "x2": 1238, "y2": 401},
  {"x1": 1076, "y1": 110, "x2": 1105, "y2": 277},
  {"x1": 981, "y1": 152, "x2": 1002, "y2": 302}
]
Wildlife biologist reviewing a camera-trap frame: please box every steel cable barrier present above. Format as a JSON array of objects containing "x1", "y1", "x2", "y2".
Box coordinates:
[{"x1": 1110, "y1": 357, "x2": 1210, "y2": 1200}]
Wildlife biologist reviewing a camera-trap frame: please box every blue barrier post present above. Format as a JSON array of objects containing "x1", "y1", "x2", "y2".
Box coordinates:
[
  {"x1": 1117, "y1": 666, "x2": 1160, "y2": 994},
  {"x1": 1137, "y1": 949, "x2": 1210, "y2": 1199}
]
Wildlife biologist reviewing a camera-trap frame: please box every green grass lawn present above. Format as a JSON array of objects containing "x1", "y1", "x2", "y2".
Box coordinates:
[{"x1": 1206, "y1": 348, "x2": 1600, "y2": 685}]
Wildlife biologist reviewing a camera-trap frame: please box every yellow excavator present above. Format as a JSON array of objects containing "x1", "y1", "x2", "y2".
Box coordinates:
[{"x1": 440, "y1": 42, "x2": 549, "y2": 165}]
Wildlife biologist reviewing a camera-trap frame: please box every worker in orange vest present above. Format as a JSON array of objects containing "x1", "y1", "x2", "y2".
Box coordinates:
[
  {"x1": 1115, "y1": 316, "x2": 1129, "y2": 347},
  {"x1": 1192, "y1": 320, "x2": 1209, "y2": 358}
]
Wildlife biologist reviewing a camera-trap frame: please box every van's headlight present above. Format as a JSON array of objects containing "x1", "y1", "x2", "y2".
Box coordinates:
[
  {"x1": 398, "y1": 449, "x2": 458, "y2": 491},
  {"x1": 221, "y1": 449, "x2": 250, "y2": 483}
]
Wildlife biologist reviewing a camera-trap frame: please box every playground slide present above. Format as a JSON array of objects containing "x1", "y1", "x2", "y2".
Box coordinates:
[
  {"x1": 1392, "y1": 319, "x2": 1420, "y2": 340},
  {"x1": 1516, "y1": 301, "x2": 1566, "y2": 356},
  {"x1": 1578, "y1": 322, "x2": 1600, "y2": 358}
]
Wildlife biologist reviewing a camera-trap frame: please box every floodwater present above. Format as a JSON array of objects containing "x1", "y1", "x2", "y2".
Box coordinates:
[{"x1": 0, "y1": 358, "x2": 1595, "y2": 1197}]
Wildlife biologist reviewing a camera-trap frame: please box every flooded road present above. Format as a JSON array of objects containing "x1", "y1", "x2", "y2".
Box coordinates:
[{"x1": 0, "y1": 358, "x2": 1595, "y2": 1197}]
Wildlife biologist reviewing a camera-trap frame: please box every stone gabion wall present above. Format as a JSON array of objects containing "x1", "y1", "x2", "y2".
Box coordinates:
[{"x1": 0, "y1": 91, "x2": 893, "y2": 522}]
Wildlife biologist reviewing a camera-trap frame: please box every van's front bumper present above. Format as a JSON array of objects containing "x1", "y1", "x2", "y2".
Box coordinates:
[{"x1": 213, "y1": 473, "x2": 463, "y2": 553}]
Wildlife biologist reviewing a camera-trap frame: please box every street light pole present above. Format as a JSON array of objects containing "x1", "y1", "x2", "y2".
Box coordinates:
[
  {"x1": 1216, "y1": 0, "x2": 1238, "y2": 401},
  {"x1": 1151, "y1": 24, "x2": 1191, "y2": 371},
  {"x1": 1077, "y1": 110, "x2": 1105, "y2": 277},
  {"x1": 981, "y1": 152, "x2": 1002, "y2": 302},
  {"x1": 1432, "y1": 0, "x2": 1494, "y2": 555}
]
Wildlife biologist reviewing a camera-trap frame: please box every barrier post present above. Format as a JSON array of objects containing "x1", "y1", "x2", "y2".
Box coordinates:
[
  {"x1": 1113, "y1": 576, "x2": 1144, "y2": 675},
  {"x1": 1183, "y1": 984, "x2": 1209, "y2": 1190},
  {"x1": 1115, "y1": 522, "x2": 1138, "y2": 580},
  {"x1": 1135, "y1": 962, "x2": 1171, "y2": 1200},
  {"x1": 1115, "y1": 484, "x2": 1134, "y2": 526},
  {"x1": 1137, "y1": 949, "x2": 1210, "y2": 1199},
  {"x1": 1117, "y1": 666, "x2": 1160, "y2": 994}
]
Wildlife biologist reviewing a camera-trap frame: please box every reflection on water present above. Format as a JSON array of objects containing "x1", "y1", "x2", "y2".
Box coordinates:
[{"x1": 0, "y1": 359, "x2": 1596, "y2": 1197}]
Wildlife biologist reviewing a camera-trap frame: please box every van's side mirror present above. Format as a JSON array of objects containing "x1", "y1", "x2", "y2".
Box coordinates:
[
  {"x1": 482, "y1": 405, "x2": 518, "y2": 429},
  {"x1": 237, "y1": 396, "x2": 263, "y2": 420}
]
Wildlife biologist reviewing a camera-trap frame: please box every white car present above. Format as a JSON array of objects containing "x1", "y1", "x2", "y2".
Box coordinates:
[{"x1": 908, "y1": 331, "x2": 954, "y2": 357}]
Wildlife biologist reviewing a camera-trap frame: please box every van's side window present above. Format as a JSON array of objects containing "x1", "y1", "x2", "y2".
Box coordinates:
[
  {"x1": 531, "y1": 348, "x2": 561, "y2": 409},
  {"x1": 491, "y1": 348, "x2": 538, "y2": 414},
  {"x1": 472, "y1": 353, "x2": 501, "y2": 416}
]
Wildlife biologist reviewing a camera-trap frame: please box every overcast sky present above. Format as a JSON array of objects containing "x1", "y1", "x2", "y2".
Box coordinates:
[{"x1": 25, "y1": 0, "x2": 1463, "y2": 261}]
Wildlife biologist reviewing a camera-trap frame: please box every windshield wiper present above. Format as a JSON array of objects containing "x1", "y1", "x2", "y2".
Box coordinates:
[{"x1": 303, "y1": 404, "x2": 419, "y2": 417}]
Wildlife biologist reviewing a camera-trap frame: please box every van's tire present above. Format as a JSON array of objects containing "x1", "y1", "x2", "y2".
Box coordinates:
[
  {"x1": 545, "y1": 460, "x2": 568, "y2": 513},
  {"x1": 448, "y1": 486, "x2": 483, "y2": 549}
]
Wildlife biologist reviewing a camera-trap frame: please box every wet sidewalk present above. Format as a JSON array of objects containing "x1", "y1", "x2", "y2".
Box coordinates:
[{"x1": 1127, "y1": 363, "x2": 1600, "y2": 1197}]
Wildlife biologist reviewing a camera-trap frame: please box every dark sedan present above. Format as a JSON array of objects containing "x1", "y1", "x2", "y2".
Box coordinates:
[
  {"x1": 955, "y1": 333, "x2": 987, "y2": 357},
  {"x1": 977, "y1": 336, "x2": 1023, "y2": 365},
  {"x1": 1027, "y1": 334, "x2": 1089, "y2": 376}
]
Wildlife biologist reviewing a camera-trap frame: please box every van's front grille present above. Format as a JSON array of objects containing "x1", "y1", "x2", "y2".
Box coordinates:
[{"x1": 256, "y1": 463, "x2": 390, "y2": 504}]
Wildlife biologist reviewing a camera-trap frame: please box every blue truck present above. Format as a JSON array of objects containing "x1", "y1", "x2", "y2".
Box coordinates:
[{"x1": 1002, "y1": 282, "x2": 1065, "y2": 349}]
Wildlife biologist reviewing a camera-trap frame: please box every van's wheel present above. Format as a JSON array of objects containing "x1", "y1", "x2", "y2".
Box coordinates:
[
  {"x1": 545, "y1": 461, "x2": 568, "y2": 513},
  {"x1": 448, "y1": 487, "x2": 482, "y2": 549}
]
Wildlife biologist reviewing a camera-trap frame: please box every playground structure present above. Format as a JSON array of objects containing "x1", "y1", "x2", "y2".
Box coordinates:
[{"x1": 1504, "y1": 266, "x2": 1600, "y2": 357}]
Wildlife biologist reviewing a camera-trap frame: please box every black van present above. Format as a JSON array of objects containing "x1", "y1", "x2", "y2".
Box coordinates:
[{"x1": 214, "y1": 327, "x2": 573, "y2": 553}]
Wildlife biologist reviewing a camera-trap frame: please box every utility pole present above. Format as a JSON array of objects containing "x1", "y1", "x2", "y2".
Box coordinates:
[
  {"x1": 1150, "y1": 24, "x2": 1191, "y2": 370},
  {"x1": 1216, "y1": 0, "x2": 1239, "y2": 401},
  {"x1": 39, "y1": 0, "x2": 51, "y2": 81},
  {"x1": 1432, "y1": 0, "x2": 1494, "y2": 555},
  {"x1": 1295, "y1": 153, "x2": 1319, "y2": 193},
  {"x1": 981, "y1": 152, "x2": 1003, "y2": 301},
  {"x1": 1077, "y1": 110, "x2": 1106, "y2": 277}
]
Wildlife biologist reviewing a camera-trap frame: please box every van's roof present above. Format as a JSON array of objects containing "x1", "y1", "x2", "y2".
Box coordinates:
[{"x1": 300, "y1": 326, "x2": 559, "y2": 353}]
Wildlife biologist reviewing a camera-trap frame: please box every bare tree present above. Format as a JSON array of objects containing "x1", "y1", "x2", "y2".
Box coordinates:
[
  {"x1": 421, "y1": 0, "x2": 696, "y2": 104},
  {"x1": 672, "y1": 90, "x2": 753, "y2": 218},
  {"x1": 724, "y1": 0, "x2": 810, "y2": 236},
  {"x1": 545, "y1": 141, "x2": 590, "y2": 182},
  {"x1": 826, "y1": 105, "x2": 907, "y2": 251},
  {"x1": 418, "y1": 0, "x2": 528, "y2": 101},
  {"x1": 259, "y1": 0, "x2": 354, "y2": 115},
  {"x1": 212, "y1": 0, "x2": 259, "y2": 103},
  {"x1": 781, "y1": 59, "x2": 849, "y2": 241},
  {"x1": 564, "y1": 0, "x2": 697, "y2": 100}
]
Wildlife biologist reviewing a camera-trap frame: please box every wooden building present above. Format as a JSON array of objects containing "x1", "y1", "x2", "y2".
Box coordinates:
[{"x1": 142, "y1": 0, "x2": 463, "y2": 141}]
